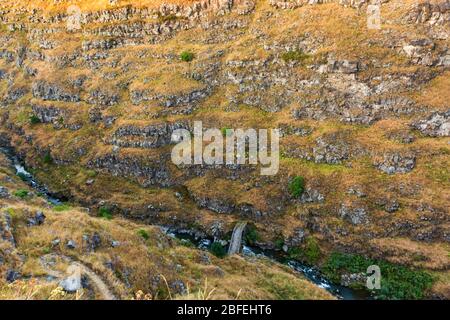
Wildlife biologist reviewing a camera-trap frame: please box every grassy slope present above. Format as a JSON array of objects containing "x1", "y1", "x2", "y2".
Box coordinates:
[
  {"x1": 0, "y1": 0, "x2": 448, "y2": 299},
  {"x1": 0, "y1": 153, "x2": 333, "y2": 300}
]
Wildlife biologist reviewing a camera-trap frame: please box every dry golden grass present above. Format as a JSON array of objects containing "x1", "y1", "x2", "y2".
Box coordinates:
[
  {"x1": 0, "y1": 279, "x2": 61, "y2": 300},
  {"x1": 1, "y1": 0, "x2": 199, "y2": 14},
  {"x1": 1, "y1": 200, "x2": 335, "y2": 300},
  {"x1": 0, "y1": 155, "x2": 334, "y2": 300},
  {"x1": 369, "y1": 238, "x2": 450, "y2": 270},
  {"x1": 431, "y1": 270, "x2": 450, "y2": 299},
  {"x1": 0, "y1": 0, "x2": 448, "y2": 300},
  {"x1": 412, "y1": 71, "x2": 450, "y2": 110},
  {"x1": 129, "y1": 65, "x2": 204, "y2": 96}
]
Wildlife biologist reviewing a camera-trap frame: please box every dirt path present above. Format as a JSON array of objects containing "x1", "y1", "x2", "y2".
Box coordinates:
[
  {"x1": 71, "y1": 262, "x2": 116, "y2": 300},
  {"x1": 40, "y1": 254, "x2": 117, "y2": 300}
]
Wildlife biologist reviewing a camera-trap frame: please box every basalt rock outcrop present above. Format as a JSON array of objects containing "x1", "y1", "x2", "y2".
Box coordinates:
[
  {"x1": 32, "y1": 81, "x2": 80, "y2": 103},
  {"x1": 88, "y1": 153, "x2": 172, "y2": 187},
  {"x1": 374, "y1": 152, "x2": 417, "y2": 174},
  {"x1": 412, "y1": 111, "x2": 450, "y2": 137},
  {"x1": 108, "y1": 122, "x2": 190, "y2": 149},
  {"x1": 0, "y1": 0, "x2": 449, "y2": 299}
]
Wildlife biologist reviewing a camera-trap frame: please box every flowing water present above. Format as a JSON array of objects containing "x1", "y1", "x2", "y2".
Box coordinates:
[
  {"x1": 1, "y1": 147, "x2": 62, "y2": 205},
  {"x1": 0, "y1": 147, "x2": 371, "y2": 300},
  {"x1": 166, "y1": 229, "x2": 372, "y2": 300}
]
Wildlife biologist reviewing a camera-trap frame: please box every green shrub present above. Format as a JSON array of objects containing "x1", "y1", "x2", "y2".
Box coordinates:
[
  {"x1": 244, "y1": 224, "x2": 260, "y2": 245},
  {"x1": 322, "y1": 253, "x2": 368, "y2": 284},
  {"x1": 29, "y1": 114, "x2": 41, "y2": 125},
  {"x1": 287, "y1": 237, "x2": 321, "y2": 264},
  {"x1": 322, "y1": 252, "x2": 434, "y2": 299},
  {"x1": 274, "y1": 237, "x2": 285, "y2": 250},
  {"x1": 180, "y1": 51, "x2": 194, "y2": 62},
  {"x1": 99, "y1": 207, "x2": 112, "y2": 220},
  {"x1": 281, "y1": 50, "x2": 310, "y2": 63},
  {"x1": 210, "y1": 242, "x2": 226, "y2": 258},
  {"x1": 14, "y1": 189, "x2": 29, "y2": 199},
  {"x1": 137, "y1": 229, "x2": 150, "y2": 240},
  {"x1": 43, "y1": 152, "x2": 53, "y2": 165},
  {"x1": 288, "y1": 176, "x2": 305, "y2": 197},
  {"x1": 304, "y1": 237, "x2": 321, "y2": 264},
  {"x1": 287, "y1": 247, "x2": 302, "y2": 260}
]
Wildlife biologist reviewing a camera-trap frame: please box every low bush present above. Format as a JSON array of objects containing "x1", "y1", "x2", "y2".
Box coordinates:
[
  {"x1": 274, "y1": 237, "x2": 285, "y2": 250},
  {"x1": 180, "y1": 51, "x2": 194, "y2": 62},
  {"x1": 29, "y1": 114, "x2": 41, "y2": 125},
  {"x1": 287, "y1": 237, "x2": 321, "y2": 264},
  {"x1": 322, "y1": 252, "x2": 434, "y2": 299},
  {"x1": 137, "y1": 229, "x2": 150, "y2": 240},
  {"x1": 304, "y1": 237, "x2": 321, "y2": 264},
  {"x1": 98, "y1": 207, "x2": 112, "y2": 220},
  {"x1": 244, "y1": 224, "x2": 260, "y2": 246},
  {"x1": 210, "y1": 242, "x2": 226, "y2": 258},
  {"x1": 288, "y1": 176, "x2": 305, "y2": 197},
  {"x1": 43, "y1": 152, "x2": 53, "y2": 165},
  {"x1": 14, "y1": 189, "x2": 29, "y2": 199}
]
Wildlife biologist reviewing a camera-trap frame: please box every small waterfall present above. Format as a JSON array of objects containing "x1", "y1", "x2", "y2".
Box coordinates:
[{"x1": 227, "y1": 221, "x2": 247, "y2": 255}]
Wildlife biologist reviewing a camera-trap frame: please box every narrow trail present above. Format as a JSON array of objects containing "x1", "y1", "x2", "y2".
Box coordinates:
[
  {"x1": 71, "y1": 262, "x2": 117, "y2": 300},
  {"x1": 228, "y1": 221, "x2": 247, "y2": 255},
  {"x1": 40, "y1": 255, "x2": 117, "y2": 300}
]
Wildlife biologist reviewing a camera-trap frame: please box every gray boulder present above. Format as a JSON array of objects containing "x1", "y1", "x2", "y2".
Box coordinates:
[
  {"x1": 339, "y1": 204, "x2": 369, "y2": 225},
  {"x1": 6, "y1": 269, "x2": 21, "y2": 283},
  {"x1": 0, "y1": 186, "x2": 10, "y2": 198},
  {"x1": 340, "y1": 273, "x2": 367, "y2": 287},
  {"x1": 59, "y1": 266, "x2": 82, "y2": 293},
  {"x1": 375, "y1": 153, "x2": 416, "y2": 174},
  {"x1": 84, "y1": 233, "x2": 101, "y2": 251},
  {"x1": 300, "y1": 188, "x2": 325, "y2": 203},
  {"x1": 27, "y1": 211, "x2": 46, "y2": 226},
  {"x1": 412, "y1": 111, "x2": 450, "y2": 137},
  {"x1": 66, "y1": 240, "x2": 77, "y2": 249},
  {"x1": 111, "y1": 240, "x2": 120, "y2": 248}
]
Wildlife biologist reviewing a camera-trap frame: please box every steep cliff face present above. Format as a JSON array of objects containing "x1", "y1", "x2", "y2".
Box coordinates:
[{"x1": 0, "y1": 0, "x2": 449, "y2": 298}]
